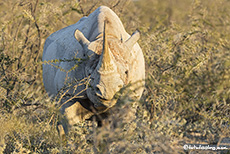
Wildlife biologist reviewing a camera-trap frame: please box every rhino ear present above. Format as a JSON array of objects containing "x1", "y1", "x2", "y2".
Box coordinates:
[
  {"x1": 124, "y1": 30, "x2": 140, "y2": 49},
  {"x1": 74, "y1": 29, "x2": 90, "y2": 48}
]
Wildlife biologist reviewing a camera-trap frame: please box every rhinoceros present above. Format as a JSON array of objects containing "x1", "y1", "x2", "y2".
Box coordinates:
[{"x1": 42, "y1": 6, "x2": 145, "y2": 132}]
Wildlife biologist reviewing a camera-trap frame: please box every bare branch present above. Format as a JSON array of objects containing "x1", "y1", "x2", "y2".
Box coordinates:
[{"x1": 85, "y1": 2, "x2": 98, "y2": 16}]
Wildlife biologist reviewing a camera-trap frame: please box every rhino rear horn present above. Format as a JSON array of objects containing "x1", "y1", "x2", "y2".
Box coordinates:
[
  {"x1": 74, "y1": 29, "x2": 90, "y2": 48},
  {"x1": 125, "y1": 30, "x2": 140, "y2": 49}
]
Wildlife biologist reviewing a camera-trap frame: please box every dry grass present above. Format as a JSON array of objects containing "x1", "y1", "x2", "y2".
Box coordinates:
[{"x1": 0, "y1": 0, "x2": 230, "y2": 153}]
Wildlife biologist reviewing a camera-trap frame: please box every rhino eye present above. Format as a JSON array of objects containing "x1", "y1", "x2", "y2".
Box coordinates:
[{"x1": 125, "y1": 70, "x2": 128, "y2": 75}]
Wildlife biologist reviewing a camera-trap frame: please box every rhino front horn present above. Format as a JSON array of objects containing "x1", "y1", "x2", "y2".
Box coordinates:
[
  {"x1": 97, "y1": 20, "x2": 116, "y2": 73},
  {"x1": 125, "y1": 30, "x2": 140, "y2": 49},
  {"x1": 74, "y1": 29, "x2": 90, "y2": 48}
]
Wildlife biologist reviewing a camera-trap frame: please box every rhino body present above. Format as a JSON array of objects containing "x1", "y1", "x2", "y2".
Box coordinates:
[{"x1": 42, "y1": 6, "x2": 145, "y2": 131}]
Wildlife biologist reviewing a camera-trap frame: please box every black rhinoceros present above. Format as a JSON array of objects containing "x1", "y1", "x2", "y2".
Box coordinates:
[{"x1": 42, "y1": 6, "x2": 145, "y2": 133}]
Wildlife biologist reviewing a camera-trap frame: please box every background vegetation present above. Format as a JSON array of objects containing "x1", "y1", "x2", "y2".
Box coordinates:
[{"x1": 0, "y1": 0, "x2": 229, "y2": 153}]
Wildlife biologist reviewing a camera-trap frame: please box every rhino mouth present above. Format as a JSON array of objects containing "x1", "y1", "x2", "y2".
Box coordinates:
[
  {"x1": 95, "y1": 96, "x2": 117, "y2": 107},
  {"x1": 86, "y1": 87, "x2": 118, "y2": 110},
  {"x1": 97, "y1": 99, "x2": 112, "y2": 106},
  {"x1": 97, "y1": 94, "x2": 113, "y2": 101}
]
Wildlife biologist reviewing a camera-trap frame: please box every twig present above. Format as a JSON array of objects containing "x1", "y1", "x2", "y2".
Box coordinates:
[
  {"x1": 112, "y1": 0, "x2": 121, "y2": 9},
  {"x1": 85, "y1": 2, "x2": 98, "y2": 16},
  {"x1": 78, "y1": 0, "x2": 85, "y2": 15}
]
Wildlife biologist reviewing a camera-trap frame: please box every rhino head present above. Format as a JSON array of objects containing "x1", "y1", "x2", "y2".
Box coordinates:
[{"x1": 75, "y1": 21, "x2": 140, "y2": 110}]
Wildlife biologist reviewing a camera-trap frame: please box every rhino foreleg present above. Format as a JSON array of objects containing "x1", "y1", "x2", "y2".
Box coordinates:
[{"x1": 59, "y1": 99, "x2": 95, "y2": 134}]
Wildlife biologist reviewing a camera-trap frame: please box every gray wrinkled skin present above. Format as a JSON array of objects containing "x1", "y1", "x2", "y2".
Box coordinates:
[{"x1": 42, "y1": 6, "x2": 145, "y2": 133}]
